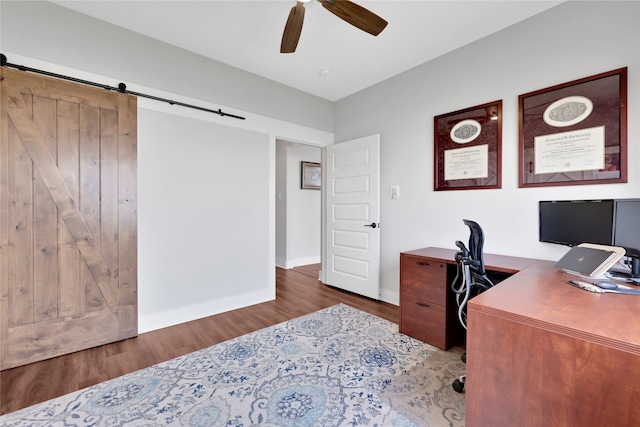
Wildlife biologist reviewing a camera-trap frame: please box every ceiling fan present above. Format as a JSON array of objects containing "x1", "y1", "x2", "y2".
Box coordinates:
[{"x1": 281, "y1": 0, "x2": 388, "y2": 53}]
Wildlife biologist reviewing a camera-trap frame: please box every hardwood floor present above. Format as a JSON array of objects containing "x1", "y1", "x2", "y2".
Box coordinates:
[{"x1": 0, "y1": 267, "x2": 398, "y2": 415}]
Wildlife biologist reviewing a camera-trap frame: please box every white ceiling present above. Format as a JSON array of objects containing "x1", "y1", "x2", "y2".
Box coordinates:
[{"x1": 50, "y1": 0, "x2": 564, "y2": 101}]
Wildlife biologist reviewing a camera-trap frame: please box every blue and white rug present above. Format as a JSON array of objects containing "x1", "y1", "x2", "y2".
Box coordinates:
[{"x1": 0, "y1": 304, "x2": 465, "y2": 426}]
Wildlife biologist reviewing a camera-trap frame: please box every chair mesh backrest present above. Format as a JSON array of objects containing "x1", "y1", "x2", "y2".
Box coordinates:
[{"x1": 463, "y1": 219, "x2": 487, "y2": 276}]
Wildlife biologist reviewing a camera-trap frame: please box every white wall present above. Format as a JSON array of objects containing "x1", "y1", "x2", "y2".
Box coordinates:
[
  {"x1": 137, "y1": 109, "x2": 271, "y2": 331},
  {"x1": 276, "y1": 141, "x2": 288, "y2": 267},
  {"x1": 333, "y1": 1, "x2": 640, "y2": 304},
  {"x1": 1, "y1": 1, "x2": 334, "y2": 332},
  {"x1": 275, "y1": 141, "x2": 322, "y2": 269}
]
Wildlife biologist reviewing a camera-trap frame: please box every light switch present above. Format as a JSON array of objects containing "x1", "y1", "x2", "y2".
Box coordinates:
[{"x1": 390, "y1": 185, "x2": 400, "y2": 199}]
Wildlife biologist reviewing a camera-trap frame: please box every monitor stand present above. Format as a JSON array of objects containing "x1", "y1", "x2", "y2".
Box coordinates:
[
  {"x1": 607, "y1": 257, "x2": 640, "y2": 284},
  {"x1": 607, "y1": 268, "x2": 632, "y2": 279}
]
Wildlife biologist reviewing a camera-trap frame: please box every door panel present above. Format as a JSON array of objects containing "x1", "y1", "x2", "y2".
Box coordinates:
[
  {"x1": 0, "y1": 67, "x2": 137, "y2": 370},
  {"x1": 324, "y1": 135, "x2": 380, "y2": 299}
]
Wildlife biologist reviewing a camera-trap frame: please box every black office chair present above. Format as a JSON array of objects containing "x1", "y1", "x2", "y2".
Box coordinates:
[{"x1": 451, "y1": 219, "x2": 495, "y2": 393}]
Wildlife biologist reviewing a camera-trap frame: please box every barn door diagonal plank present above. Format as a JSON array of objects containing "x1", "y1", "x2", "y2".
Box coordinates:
[{"x1": 6, "y1": 87, "x2": 118, "y2": 310}]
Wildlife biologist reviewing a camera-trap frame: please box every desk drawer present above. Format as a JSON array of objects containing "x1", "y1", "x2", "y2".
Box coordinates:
[
  {"x1": 400, "y1": 295, "x2": 447, "y2": 349},
  {"x1": 400, "y1": 254, "x2": 447, "y2": 304}
]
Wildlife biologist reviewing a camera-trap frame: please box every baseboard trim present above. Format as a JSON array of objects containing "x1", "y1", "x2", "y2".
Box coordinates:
[
  {"x1": 276, "y1": 256, "x2": 321, "y2": 269},
  {"x1": 139, "y1": 288, "x2": 275, "y2": 333}
]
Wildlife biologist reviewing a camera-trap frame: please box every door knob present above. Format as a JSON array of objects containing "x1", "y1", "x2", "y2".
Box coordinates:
[{"x1": 365, "y1": 222, "x2": 379, "y2": 229}]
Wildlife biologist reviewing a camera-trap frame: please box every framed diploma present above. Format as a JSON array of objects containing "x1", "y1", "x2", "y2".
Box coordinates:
[
  {"x1": 434, "y1": 100, "x2": 502, "y2": 191},
  {"x1": 519, "y1": 68, "x2": 627, "y2": 187}
]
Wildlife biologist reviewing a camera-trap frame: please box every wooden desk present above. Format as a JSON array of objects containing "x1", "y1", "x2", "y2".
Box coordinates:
[
  {"x1": 399, "y1": 247, "x2": 538, "y2": 349},
  {"x1": 466, "y1": 258, "x2": 640, "y2": 426}
]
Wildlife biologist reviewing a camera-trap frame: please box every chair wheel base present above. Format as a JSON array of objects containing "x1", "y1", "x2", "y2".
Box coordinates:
[{"x1": 452, "y1": 377, "x2": 465, "y2": 393}]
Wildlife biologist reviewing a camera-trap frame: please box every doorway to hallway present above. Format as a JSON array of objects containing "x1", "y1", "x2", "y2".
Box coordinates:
[{"x1": 275, "y1": 140, "x2": 322, "y2": 270}]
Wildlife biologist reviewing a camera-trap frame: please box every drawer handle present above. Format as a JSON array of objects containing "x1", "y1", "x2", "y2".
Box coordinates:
[
  {"x1": 416, "y1": 302, "x2": 430, "y2": 308},
  {"x1": 415, "y1": 261, "x2": 443, "y2": 268}
]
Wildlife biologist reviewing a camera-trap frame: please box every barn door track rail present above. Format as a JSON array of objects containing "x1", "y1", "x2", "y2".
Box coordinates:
[{"x1": 0, "y1": 54, "x2": 245, "y2": 120}]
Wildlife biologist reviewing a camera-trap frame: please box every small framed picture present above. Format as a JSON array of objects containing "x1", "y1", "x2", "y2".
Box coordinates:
[{"x1": 301, "y1": 161, "x2": 321, "y2": 189}]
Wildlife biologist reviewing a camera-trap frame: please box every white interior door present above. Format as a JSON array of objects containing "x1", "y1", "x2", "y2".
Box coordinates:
[{"x1": 324, "y1": 135, "x2": 380, "y2": 299}]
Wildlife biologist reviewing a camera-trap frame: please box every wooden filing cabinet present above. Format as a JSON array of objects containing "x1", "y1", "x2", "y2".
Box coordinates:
[{"x1": 399, "y1": 251, "x2": 463, "y2": 350}]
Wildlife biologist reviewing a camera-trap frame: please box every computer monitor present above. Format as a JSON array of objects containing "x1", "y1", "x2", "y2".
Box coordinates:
[
  {"x1": 539, "y1": 199, "x2": 614, "y2": 247},
  {"x1": 613, "y1": 198, "x2": 640, "y2": 278}
]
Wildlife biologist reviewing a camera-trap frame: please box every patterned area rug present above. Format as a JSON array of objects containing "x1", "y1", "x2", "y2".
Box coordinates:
[{"x1": 0, "y1": 304, "x2": 465, "y2": 426}]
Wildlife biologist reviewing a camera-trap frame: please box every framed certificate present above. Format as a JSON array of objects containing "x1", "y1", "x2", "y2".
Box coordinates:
[
  {"x1": 434, "y1": 100, "x2": 502, "y2": 191},
  {"x1": 519, "y1": 68, "x2": 627, "y2": 187}
]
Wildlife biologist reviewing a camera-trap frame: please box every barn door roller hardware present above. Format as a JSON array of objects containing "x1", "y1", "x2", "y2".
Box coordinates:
[{"x1": 0, "y1": 54, "x2": 245, "y2": 120}]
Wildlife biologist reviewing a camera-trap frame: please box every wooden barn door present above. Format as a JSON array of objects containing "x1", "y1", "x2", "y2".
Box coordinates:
[{"x1": 0, "y1": 67, "x2": 137, "y2": 370}]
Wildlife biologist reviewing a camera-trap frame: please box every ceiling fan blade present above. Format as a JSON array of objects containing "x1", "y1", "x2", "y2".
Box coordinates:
[
  {"x1": 319, "y1": 0, "x2": 388, "y2": 36},
  {"x1": 281, "y1": 1, "x2": 306, "y2": 53}
]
